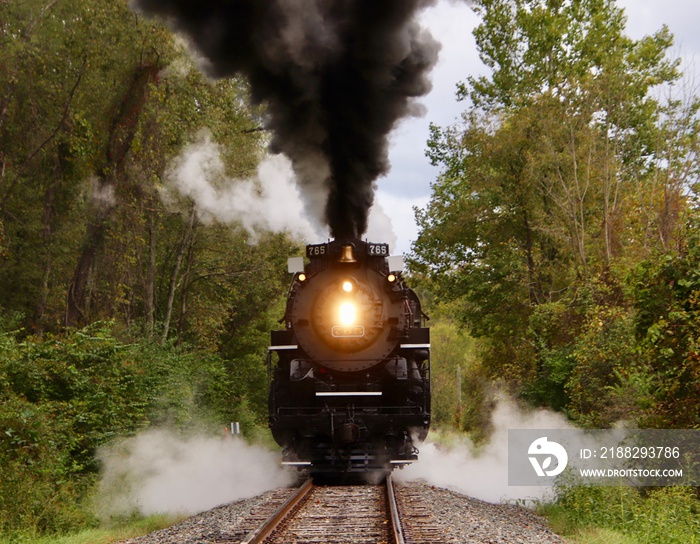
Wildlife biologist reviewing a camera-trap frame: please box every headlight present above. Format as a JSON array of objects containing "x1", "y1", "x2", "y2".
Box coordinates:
[
  {"x1": 307, "y1": 273, "x2": 383, "y2": 348},
  {"x1": 339, "y1": 301, "x2": 356, "y2": 325}
]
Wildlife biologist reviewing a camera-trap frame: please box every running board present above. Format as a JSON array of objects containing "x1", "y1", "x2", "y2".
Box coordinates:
[
  {"x1": 315, "y1": 391, "x2": 382, "y2": 397},
  {"x1": 281, "y1": 459, "x2": 415, "y2": 467}
]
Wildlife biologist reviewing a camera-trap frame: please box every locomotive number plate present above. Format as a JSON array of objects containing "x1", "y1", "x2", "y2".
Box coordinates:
[
  {"x1": 306, "y1": 243, "x2": 328, "y2": 258},
  {"x1": 367, "y1": 243, "x2": 389, "y2": 256},
  {"x1": 332, "y1": 326, "x2": 365, "y2": 338}
]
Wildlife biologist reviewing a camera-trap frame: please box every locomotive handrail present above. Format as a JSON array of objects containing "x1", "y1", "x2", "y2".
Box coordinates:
[
  {"x1": 276, "y1": 405, "x2": 424, "y2": 416},
  {"x1": 315, "y1": 391, "x2": 383, "y2": 397}
]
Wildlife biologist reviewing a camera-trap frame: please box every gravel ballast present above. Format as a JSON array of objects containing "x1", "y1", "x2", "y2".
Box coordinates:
[{"x1": 116, "y1": 480, "x2": 568, "y2": 543}]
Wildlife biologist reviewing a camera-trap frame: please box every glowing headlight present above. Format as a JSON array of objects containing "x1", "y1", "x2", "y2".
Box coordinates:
[{"x1": 339, "y1": 302, "x2": 356, "y2": 325}]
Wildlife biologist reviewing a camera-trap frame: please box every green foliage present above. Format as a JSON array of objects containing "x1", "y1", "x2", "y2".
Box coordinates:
[
  {"x1": 465, "y1": 0, "x2": 678, "y2": 113},
  {"x1": 521, "y1": 301, "x2": 578, "y2": 411},
  {"x1": 0, "y1": 0, "x2": 298, "y2": 539},
  {"x1": 0, "y1": 393, "x2": 90, "y2": 536},
  {"x1": 0, "y1": 513, "x2": 185, "y2": 544},
  {"x1": 627, "y1": 219, "x2": 700, "y2": 428},
  {"x1": 427, "y1": 319, "x2": 490, "y2": 441},
  {"x1": 547, "y1": 485, "x2": 700, "y2": 544},
  {"x1": 0, "y1": 328, "x2": 112, "y2": 535},
  {"x1": 411, "y1": 0, "x2": 700, "y2": 430},
  {"x1": 1, "y1": 326, "x2": 147, "y2": 495},
  {"x1": 566, "y1": 305, "x2": 641, "y2": 426},
  {"x1": 0, "y1": 322, "x2": 272, "y2": 538}
]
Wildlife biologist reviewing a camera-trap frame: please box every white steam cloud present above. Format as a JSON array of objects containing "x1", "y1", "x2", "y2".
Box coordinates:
[
  {"x1": 396, "y1": 395, "x2": 571, "y2": 504},
  {"x1": 164, "y1": 131, "x2": 399, "y2": 248},
  {"x1": 365, "y1": 197, "x2": 398, "y2": 251},
  {"x1": 97, "y1": 430, "x2": 294, "y2": 518},
  {"x1": 90, "y1": 176, "x2": 116, "y2": 211},
  {"x1": 164, "y1": 132, "x2": 323, "y2": 242}
]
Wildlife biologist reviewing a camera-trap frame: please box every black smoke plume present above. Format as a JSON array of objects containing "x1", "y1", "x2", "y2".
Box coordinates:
[{"x1": 132, "y1": 0, "x2": 440, "y2": 239}]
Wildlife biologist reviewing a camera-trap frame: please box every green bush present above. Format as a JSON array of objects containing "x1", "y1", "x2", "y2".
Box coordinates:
[
  {"x1": 0, "y1": 394, "x2": 92, "y2": 536},
  {"x1": 523, "y1": 301, "x2": 579, "y2": 411},
  {"x1": 0, "y1": 322, "x2": 266, "y2": 538},
  {"x1": 566, "y1": 306, "x2": 643, "y2": 427},
  {"x1": 628, "y1": 222, "x2": 700, "y2": 428},
  {"x1": 549, "y1": 484, "x2": 700, "y2": 543},
  {"x1": 426, "y1": 319, "x2": 492, "y2": 441}
]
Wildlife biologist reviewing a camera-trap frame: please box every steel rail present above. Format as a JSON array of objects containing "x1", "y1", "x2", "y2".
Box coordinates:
[
  {"x1": 386, "y1": 473, "x2": 406, "y2": 544},
  {"x1": 239, "y1": 478, "x2": 314, "y2": 544}
]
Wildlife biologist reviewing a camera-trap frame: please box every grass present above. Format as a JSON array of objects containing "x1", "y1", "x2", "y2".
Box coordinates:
[
  {"x1": 568, "y1": 527, "x2": 638, "y2": 544},
  {"x1": 539, "y1": 485, "x2": 700, "y2": 544},
  {"x1": 0, "y1": 514, "x2": 187, "y2": 544}
]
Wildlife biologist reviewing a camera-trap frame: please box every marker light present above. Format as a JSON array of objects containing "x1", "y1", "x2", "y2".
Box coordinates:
[
  {"x1": 387, "y1": 274, "x2": 396, "y2": 283},
  {"x1": 339, "y1": 302, "x2": 356, "y2": 325},
  {"x1": 298, "y1": 273, "x2": 307, "y2": 282},
  {"x1": 342, "y1": 280, "x2": 353, "y2": 292}
]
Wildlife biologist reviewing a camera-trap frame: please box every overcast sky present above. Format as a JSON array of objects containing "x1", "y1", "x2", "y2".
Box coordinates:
[{"x1": 377, "y1": 0, "x2": 700, "y2": 255}]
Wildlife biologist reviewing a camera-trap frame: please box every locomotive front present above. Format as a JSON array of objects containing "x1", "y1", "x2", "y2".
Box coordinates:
[{"x1": 268, "y1": 239, "x2": 430, "y2": 474}]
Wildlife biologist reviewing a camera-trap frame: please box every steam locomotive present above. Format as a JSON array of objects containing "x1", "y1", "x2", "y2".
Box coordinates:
[{"x1": 268, "y1": 238, "x2": 430, "y2": 474}]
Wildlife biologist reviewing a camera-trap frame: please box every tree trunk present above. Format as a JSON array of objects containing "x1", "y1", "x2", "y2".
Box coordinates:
[
  {"x1": 66, "y1": 64, "x2": 157, "y2": 327},
  {"x1": 161, "y1": 206, "x2": 196, "y2": 343},
  {"x1": 176, "y1": 236, "x2": 195, "y2": 343},
  {"x1": 144, "y1": 204, "x2": 157, "y2": 337},
  {"x1": 35, "y1": 169, "x2": 58, "y2": 336}
]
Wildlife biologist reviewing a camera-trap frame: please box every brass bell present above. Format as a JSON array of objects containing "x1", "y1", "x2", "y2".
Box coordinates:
[{"x1": 338, "y1": 245, "x2": 357, "y2": 263}]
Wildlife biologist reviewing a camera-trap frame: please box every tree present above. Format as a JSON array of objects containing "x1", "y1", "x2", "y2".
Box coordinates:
[
  {"x1": 0, "y1": 1, "x2": 302, "y2": 536},
  {"x1": 66, "y1": 62, "x2": 161, "y2": 327},
  {"x1": 0, "y1": 0, "x2": 175, "y2": 332},
  {"x1": 411, "y1": 0, "x2": 699, "y2": 417},
  {"x1": 0, "y1": 0, "x2": 274, "y2": 340}
]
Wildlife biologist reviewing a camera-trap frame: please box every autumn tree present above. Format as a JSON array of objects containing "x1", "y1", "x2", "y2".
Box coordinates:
[
  {"x1": 412, "y1": 0, "x2": 700, "y2": 422},
  {"x1": 0, "y1": 2, "x2": 306, "y2": 535},
  {"x1": 0, "y1": 0, "x2": 289, "y2": 343},
  {"x1": 0, "y1": 0, "x2": 173, "y2": 331}
]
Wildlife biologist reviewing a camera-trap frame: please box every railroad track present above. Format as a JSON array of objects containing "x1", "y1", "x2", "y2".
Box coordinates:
[
  {"x1": 114, "y1": 478, "x2": 565, "y2": 543},
  {"x1": 239, "y1": 474, "x2": 437, "y2": 544}
]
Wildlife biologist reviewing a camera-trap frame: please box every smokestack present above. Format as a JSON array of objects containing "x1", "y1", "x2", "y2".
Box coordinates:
[{"x1": 131, "y1": 0, "x2": 441, "y2": 239}]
